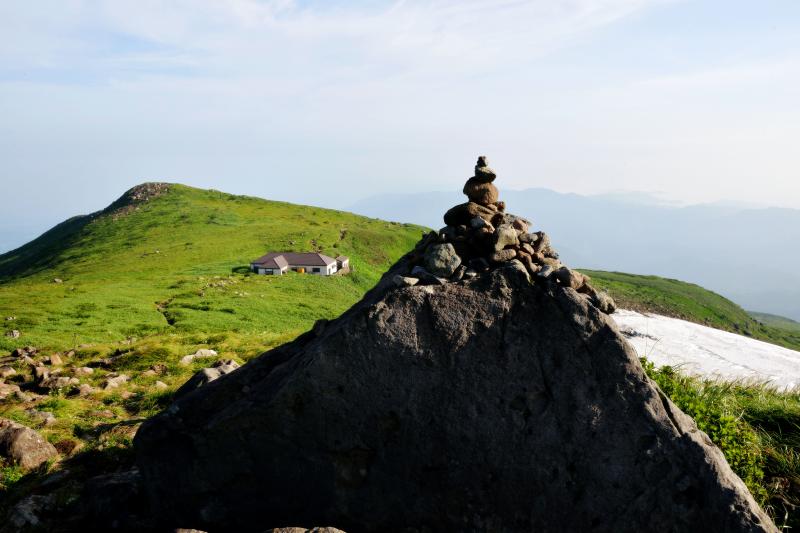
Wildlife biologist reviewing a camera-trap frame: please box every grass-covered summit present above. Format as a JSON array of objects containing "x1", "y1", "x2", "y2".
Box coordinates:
[{"x1": 0, "y1": 183, "x2": 425, "y2": 354}]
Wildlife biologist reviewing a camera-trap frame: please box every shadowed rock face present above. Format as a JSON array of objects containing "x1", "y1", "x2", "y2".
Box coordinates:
[{"x1": 134, "y1": 259, "x2": 776, "y2": 532}]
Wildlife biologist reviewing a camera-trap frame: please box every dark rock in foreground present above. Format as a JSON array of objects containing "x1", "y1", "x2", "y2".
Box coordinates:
[{"x1": 134, "y1": 260, "x2": 775, "y2": 532}]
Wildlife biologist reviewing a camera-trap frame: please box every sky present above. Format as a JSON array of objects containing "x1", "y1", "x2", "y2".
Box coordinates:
[{"x1": 1, "y1": 0, "x2": 799, "y2": 252}]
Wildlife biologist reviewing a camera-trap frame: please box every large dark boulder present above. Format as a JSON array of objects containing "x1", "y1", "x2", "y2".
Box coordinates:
[{"x1": 134, "y1": 259, "x2": 775, "y2": 532}]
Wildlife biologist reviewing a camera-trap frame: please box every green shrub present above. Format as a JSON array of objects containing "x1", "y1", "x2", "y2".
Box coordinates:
[{"x1": 0, "y1": 465, "x2": 24, "y2": 491}]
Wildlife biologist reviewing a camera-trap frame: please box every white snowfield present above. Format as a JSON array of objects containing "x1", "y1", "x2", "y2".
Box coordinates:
[{"x1": 613, "y1": 309, "x2": 800, "y2": 390}]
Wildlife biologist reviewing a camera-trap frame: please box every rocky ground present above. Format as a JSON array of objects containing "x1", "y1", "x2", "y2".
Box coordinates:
[{"x1": 0, "y1": 342, "x2": 244, "y2": 532}]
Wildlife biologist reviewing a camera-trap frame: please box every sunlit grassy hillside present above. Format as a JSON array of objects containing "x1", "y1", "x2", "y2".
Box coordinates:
[{"x1": 0, "y1": 183, "x2": 425, "y2": 355}]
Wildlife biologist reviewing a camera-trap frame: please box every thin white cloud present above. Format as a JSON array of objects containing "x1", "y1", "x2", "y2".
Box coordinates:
[
  {"x1": 636, "y1": 59, "x2": 799, "y2": 90},
  {"x1": 3, "y1": 0, "x2": 799, "y2": 220},
  {"x1": 0, "y1": 0, "x2": 670, "y2": 81}
]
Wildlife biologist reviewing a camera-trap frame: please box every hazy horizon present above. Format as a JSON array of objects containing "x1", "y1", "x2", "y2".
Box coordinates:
[
  {"x1": 3, "y1": 180, "x2": 799, "y2": 256},
  {"x1": 3, "y1": 0, "x2": 800, "y2": 234}
]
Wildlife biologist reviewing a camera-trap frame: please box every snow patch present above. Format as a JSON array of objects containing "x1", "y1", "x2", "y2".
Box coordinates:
[{"x1": 613, "y1": 309, "x2": 800, "y2": 390}]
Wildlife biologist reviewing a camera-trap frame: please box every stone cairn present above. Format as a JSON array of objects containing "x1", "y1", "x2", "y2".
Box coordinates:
[{"x1": 394, "y1": 156, "x2": 616, "y2": 314}]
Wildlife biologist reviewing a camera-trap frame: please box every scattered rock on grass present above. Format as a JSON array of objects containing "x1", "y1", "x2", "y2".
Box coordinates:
[
  {"x1": 32, "y1": 366, "x2": 49, "y2": 381},
  {"x1": 39, "y1": 376, "x2": 79, "y2": 392},
  {"x1": 0, "y1": 418, "x2": 58, "y2": 470},
  {"x1": 174, "y1": 360, "x2": 240, "y2": 400},
  {"x1": 103, "y1": 374, "x2": 130, "y2": 391},
  {"x1": 88, "y1": 410, "x2": 116, "y2": 419},
  {"x1": 0, "y1": 382, "x2": 21, "y2": 400},
  {"x1": 11, "y1": 346, "x2": 37, "y2": 358},
  {"x1": 180, "y1": 349, "x2": 218, "y2": 366},
  {"x1": 25, "y1": 409, "x2": 56, "y2": 427},
  {"x1": 77, "y1": 384, "x2": 96, "y2": 397},
  {"x1": 13, "y1": 390, "x2": 33, "y2": 402},
  {"x1": 142, "y1": 363, "x2": 168, "y2": 377}
]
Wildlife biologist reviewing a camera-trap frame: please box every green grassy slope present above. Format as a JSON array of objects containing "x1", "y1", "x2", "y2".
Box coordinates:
[
  {"x1": 751, "y1": 312, "x2": 800, "y2": 334},
  {"x1": 0, "y1": 183, "x2": 425, "y2": 354},
  {"x1": 581, "y1": 270, "x2": 800, "y2": 351}
]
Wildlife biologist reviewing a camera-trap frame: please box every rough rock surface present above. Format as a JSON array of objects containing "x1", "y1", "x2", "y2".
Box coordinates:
[
  {"x1": 423, "y1": 243, "x2": 462, "y2": 278},
  {"x1": 0, "y1": 418, "x2": 58, "y2": 470},
  {"x1": 443, "y1": 202, "x2": 496, "y2": 227},
  {"x1": 134, "y1": 260, "x2": 775, "y2": 532},
  {"x1": 463, "y1": 178, "x2": 499, "y2": 205}
]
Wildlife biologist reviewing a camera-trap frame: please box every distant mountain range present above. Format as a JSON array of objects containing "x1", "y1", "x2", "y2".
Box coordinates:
[{"x1": 349, "y1": 188, "x2": 800, "y2": 321}]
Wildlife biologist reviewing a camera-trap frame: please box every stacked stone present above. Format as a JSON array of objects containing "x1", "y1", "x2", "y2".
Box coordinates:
[{"x1": 394, "y1": 156, "x2": 616, "y2": 314}]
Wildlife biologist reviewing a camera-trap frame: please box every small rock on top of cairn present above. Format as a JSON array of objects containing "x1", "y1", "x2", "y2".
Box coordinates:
[{"x1": 473, "y1": 155, "x2": 497, "y2": 183}]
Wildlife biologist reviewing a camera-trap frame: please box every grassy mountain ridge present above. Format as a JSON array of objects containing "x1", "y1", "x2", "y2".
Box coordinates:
[
  {"x1": 751, "y1": 312, "x2": 800, "y2": 334},
  {"x1": 0, "y1": 183, "x2": 425, "y2": 353},
  {"x1": 1, "y1": 185, "x2": 799, "y2": 527}
]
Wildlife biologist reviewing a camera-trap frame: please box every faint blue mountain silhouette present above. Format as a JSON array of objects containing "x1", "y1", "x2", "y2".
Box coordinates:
[{"x1": 349, "y1": 189, "x2": 800, "y2": 320}]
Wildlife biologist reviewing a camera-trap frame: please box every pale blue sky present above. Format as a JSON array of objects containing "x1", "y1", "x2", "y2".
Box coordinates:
[{"x1": 1, "y1": 0, "x2": 799, "y2": 252}]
